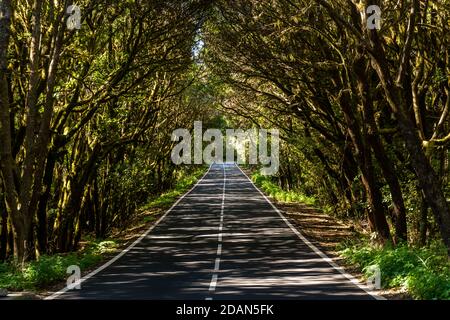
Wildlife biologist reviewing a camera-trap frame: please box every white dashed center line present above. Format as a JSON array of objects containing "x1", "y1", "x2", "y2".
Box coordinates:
[{"x1": 206, "y1": 163, "x2": 226, "y2": 299}]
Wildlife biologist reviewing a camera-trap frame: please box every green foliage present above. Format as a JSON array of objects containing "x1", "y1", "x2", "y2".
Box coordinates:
[
  {"x1": 340, "y1": 240, "x2": 450, "y2": 299},
  {"x1": 143, "y1": 166, "x2": 207, "y2": 210},
  {"x1": 205, "y1": 0, "x2": 450, "y2": 249},
  {"x1": 251, "y1": 172, "x2": 316, "y2": 206},
  {"x1": 0, "y1": 240, "x2": 117, "y2": 291},
  {"x1": 142, "y1": 216, "x2": 157, "y2": 223},
  {"x1": 0, "y1": 0, "x2": 215, "y2": 262}
]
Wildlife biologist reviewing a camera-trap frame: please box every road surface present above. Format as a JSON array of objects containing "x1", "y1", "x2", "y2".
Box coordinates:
[{"x1": 49, "y1": 163, "x2": 379, "y2": 300}]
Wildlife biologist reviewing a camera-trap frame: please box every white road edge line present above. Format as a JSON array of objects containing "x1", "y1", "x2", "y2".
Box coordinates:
[
  {"x1": 235, "y1": 164, "x2": 386, "y2": 300},
  {"x1": 45, "y1": 164, "x2": 213, "y2": 300},
  {"x1": 207, "y1": 163, "x2": 226, "y2": 298}
]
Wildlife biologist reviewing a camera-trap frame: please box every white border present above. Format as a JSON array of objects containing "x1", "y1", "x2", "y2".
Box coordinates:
[
  {"x1": 45, "y1": 164, "x2": 212, "y2": 300},
  {"x1": 235, "y1": 164, "x2": 386, "y2": 300}
]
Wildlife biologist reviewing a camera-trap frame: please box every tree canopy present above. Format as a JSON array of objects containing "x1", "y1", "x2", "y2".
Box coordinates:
[{"x1": 0, "y1": 0, "x2": 449, "y2": 266}]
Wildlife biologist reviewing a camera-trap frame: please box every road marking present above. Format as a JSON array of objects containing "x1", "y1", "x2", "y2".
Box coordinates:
[
  {"x1": 45, "y1": 164, "x2": 213, "y2": 300},
  {"x1": 207, "y1": 163, "x2": 226, "y2": 298},
  {"x1": 235, "y1": 164, "x2": 386, "y2": 300}
]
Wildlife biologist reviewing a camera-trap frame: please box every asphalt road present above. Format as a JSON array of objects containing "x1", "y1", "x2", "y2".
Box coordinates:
[{"x1": 49, "y1": 163, "x2": 378, "y2": 300}]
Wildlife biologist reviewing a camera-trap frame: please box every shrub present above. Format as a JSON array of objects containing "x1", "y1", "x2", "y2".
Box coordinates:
[
  {"x1": 144, "y1": 166, "x2": 206, "y2": 209},
  {"x1": 0, "y1": 240, "x2": 117, "y2": 291},
  {"x1": 340, "y1": 240, "x2": 450, "y2": 299},
  {"x1": 251, "y1": 172, "x2": 316, "y2": 205}
]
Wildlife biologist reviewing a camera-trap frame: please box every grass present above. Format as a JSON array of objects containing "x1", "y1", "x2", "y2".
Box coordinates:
[
  {"x1": 251, "y1": 171, "x2": 316, "y2": 206},
  {"x1": 339, "y1": 239, "x2": 450, "y2": 299},
  {"x1": 0, "y1": 240, "x2": 117, "y2": 291},
  {"x1": 143, "y1": 166, "x2": 207, "y2": 210}
]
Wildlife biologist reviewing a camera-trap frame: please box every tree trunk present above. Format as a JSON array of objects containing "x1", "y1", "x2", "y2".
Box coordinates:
[
  {"x1": 419, "y1": 195, "x2": 428, "y2": 246},
  {"x1": 340, "y1": 91, "x2": 392, "y2": 243},
  {"x1": 0, "y1": 191, "x2": 7, "y2": 261},
  {"x1": 369, "y1": 32, "x2": 450, "y2": 253},
  {"x1": 0, "y1": 0, "x2": 27, "y2": 265},
  {"x1": 354, "y1": 56, "x2": 407, "y2": 243},
  {"x1": 36, "y1": 149, "x2": 60, "y2": 255}
]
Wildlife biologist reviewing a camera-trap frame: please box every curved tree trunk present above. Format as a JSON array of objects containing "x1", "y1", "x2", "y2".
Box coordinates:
[{"x1": 354, "y1": 56, "x2": 407, "y2": 243}]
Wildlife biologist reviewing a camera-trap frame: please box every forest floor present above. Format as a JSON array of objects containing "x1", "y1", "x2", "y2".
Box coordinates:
[{"x1": 273, "y1": 201, "x2": 411, "y2": 300}]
